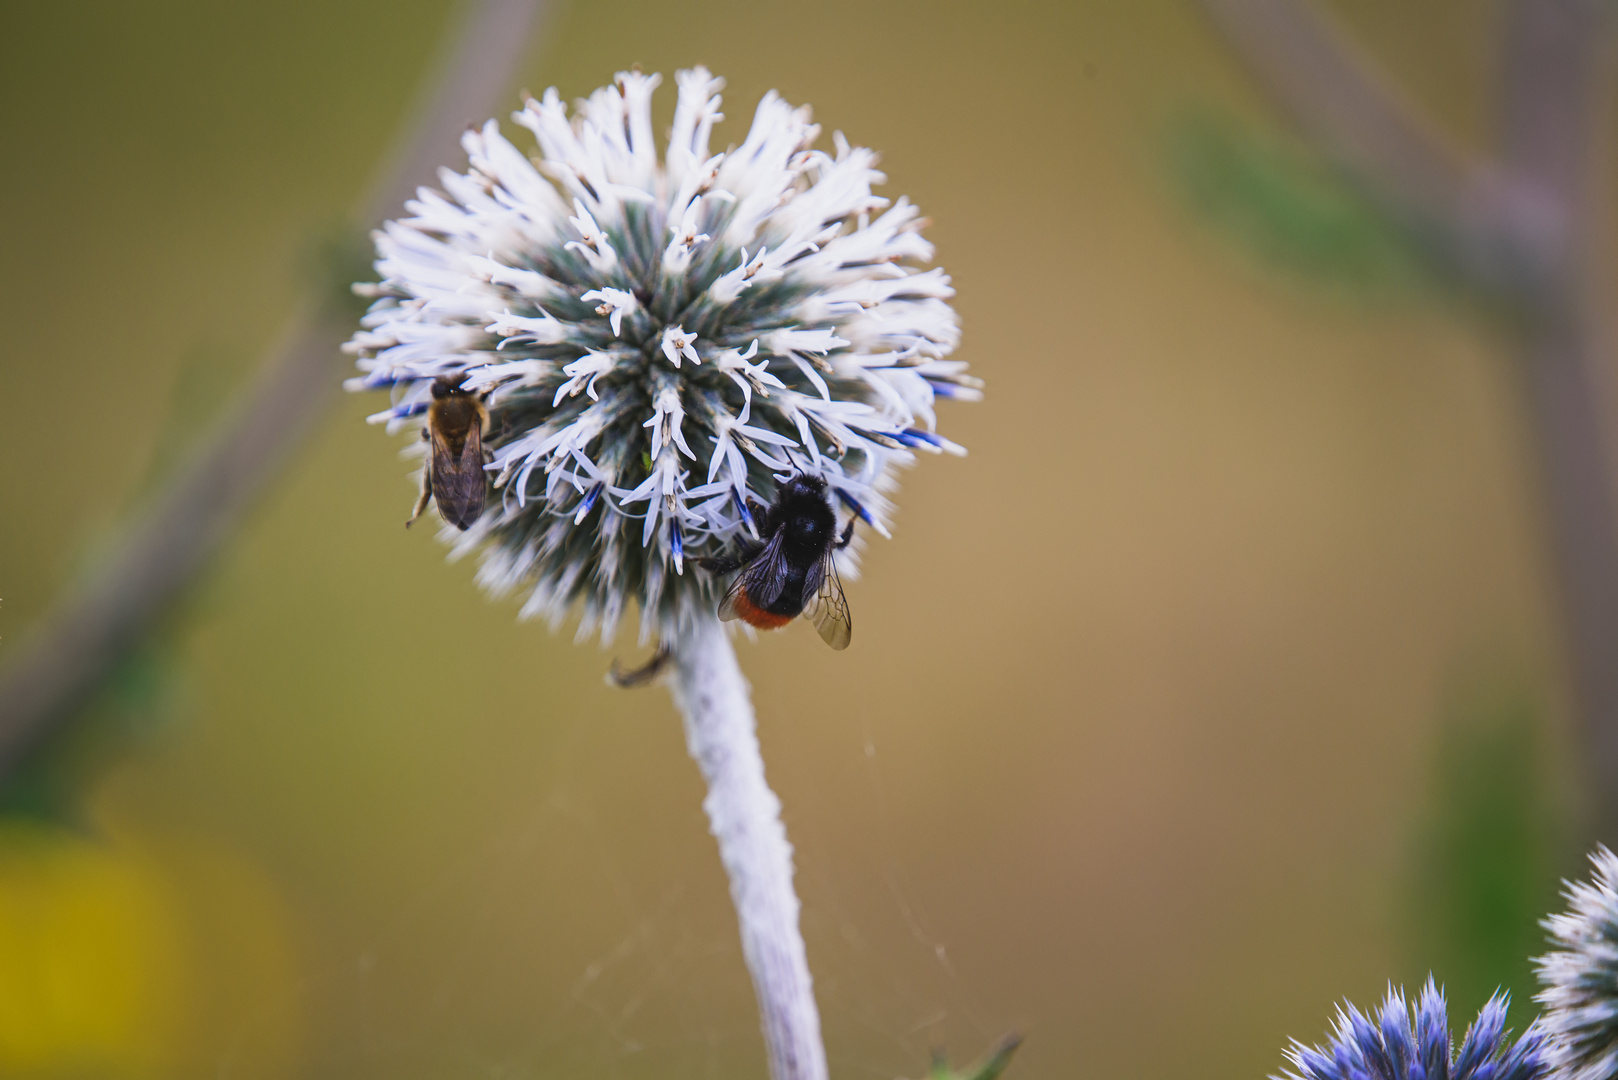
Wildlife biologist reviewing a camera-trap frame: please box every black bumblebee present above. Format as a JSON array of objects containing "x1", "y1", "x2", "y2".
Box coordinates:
[
  {"x1": 407, "y1": 374, "x2": 490, "y2": 530},
  {"x1": 699, "y1": 473, "x2": 855, "y2": 650}
]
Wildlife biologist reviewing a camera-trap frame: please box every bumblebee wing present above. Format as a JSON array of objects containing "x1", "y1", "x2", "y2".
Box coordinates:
[
  {"x1": 803, "y1": 553, "x2": 852, "y2": 650},
  {"x1": 716, "y1": 574, "x2": 745, "y2": 622},
  {"x1": 431, "y1": 424, "x2": 487, "y2": 530},
  {"x1": 717, "y1": 535, "x2": 789, "y2": 622}
]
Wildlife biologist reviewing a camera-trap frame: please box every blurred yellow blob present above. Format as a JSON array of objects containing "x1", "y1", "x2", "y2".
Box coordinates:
[{"x1": 0, "y1": 820, "x2": 301, "y2": 1078}]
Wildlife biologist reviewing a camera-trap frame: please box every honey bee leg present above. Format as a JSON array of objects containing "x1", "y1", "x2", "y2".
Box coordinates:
[
  {"x1": 834, "y1": 517, "x2": 856, "y2": 549},
  {"x1": 406, "y1": 466, "x2": 432, "y2": 529}
]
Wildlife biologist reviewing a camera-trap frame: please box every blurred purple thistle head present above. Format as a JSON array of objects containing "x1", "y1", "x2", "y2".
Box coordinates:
[
  {"x1": 1280, "y1": 980, "x2": 1547, "y2": 1080},
  {"x1": 1536, "y1": 846, "x2": 1618, "y2": 1080}
]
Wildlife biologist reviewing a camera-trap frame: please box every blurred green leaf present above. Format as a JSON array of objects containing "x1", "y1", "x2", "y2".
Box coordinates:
[
  {"x1": 304, "y1": 217, "x2": 378, "y2": 322},
  {"x1": 1404, "y1": 686, "x2": 1573, "y2": 1019},
  {"x1": 134, "y1": 341, "x2": 252, "y2": 499},
  {"x1": 1168, "y1": 110, "x2": 1436, "y2": 296},
  {"x1": 0, "y1": 633, "x2": 188, "y2": 827}
]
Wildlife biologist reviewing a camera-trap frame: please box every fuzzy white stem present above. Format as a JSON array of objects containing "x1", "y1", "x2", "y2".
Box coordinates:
[{"x1": 670, "y1": 614, "x2": 828, "y2": 1080}]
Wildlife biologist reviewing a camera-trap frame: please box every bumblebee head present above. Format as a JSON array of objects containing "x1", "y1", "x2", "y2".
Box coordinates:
[{"x1": 779, "y1": 473, "x2": 828, "y2": 502}]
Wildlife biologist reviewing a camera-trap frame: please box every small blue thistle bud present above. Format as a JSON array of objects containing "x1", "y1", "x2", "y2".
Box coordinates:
[{"x1": 1279, "y1": 981, "x2": 1547, "y2": 1080}]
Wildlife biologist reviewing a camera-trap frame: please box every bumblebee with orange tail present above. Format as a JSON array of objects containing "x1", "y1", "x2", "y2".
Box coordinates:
[{"x1": 698, "y1": 474, "x2": 855, "y2": 650}]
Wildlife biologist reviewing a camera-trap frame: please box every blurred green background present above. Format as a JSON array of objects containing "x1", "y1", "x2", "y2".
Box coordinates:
[{"x1": 0, "y1": 0, "x2": 1590, "y2": 1076}]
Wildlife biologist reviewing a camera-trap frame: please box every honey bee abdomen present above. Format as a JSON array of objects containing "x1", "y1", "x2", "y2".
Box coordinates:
[{"x1": 429, "y1": 421, "x2": 487, "y2": 530}]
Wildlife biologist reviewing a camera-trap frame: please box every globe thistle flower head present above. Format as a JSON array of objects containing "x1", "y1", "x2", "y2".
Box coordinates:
[
  {"x1": 1279, "y1": 980, "x2": 1547, "y2": 1080},
  {"x1": 1536, "y1": 846, "x2": 1618, "y2": 1080},
  {"x1": 345, "y1": 68, "x2": 976, "y2": 643}
]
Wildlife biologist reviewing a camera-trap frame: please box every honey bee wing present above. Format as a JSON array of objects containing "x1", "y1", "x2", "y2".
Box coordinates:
[
  {"x1": 717, "y1": 535, "x2": 789, "y2": 622},
  {"x1": 803, "y1": 553, "x2": 852, "y2": 650},
  {"x1": 430, "y1": 424, "x2": 487, "y2": 530}
]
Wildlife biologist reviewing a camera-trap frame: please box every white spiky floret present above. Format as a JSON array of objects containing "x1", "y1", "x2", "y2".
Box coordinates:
[
  {"x1": 345, "y1": 67, "x2": 979, "y2": 643},
  {"x1": 1536, "y1": 846, "x2": 1618, "y2": 1080}
]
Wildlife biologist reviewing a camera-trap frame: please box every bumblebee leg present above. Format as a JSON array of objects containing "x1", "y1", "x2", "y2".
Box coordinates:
[
  {"x1": 745, "y1": 497, "x2": 771, "y2": 534},
  {"x1": 699, "y1": 536, "x2": 765, "y2": 573},
  {"x1": 406, "y1": 466, "x2": 432, "y2": 528},
  {"x1": 834, "y1": 516, "x2": 856, "y2": 549},
  {"x1": 699, "y1": 538, "x2": 764, "y2": 573},
  {"x1": 606, "y1": 642, "x2": 673, "y2": 688}
]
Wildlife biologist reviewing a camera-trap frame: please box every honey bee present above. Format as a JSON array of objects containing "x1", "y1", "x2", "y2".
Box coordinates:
[
  {"x1": 407, "y1": 374, "x2": 490, "y2": 530},
  {"x1": 698, "y1": 473, "x2": 855, "y2": 650}
]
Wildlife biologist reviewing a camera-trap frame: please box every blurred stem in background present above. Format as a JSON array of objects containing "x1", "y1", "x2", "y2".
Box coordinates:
[
  {"x1": 1199, "y1": 0, "x2": 1618, "y2": 840},
  {"x1": 0, "y1": 0, "x2": 551, "y2": 781}
]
